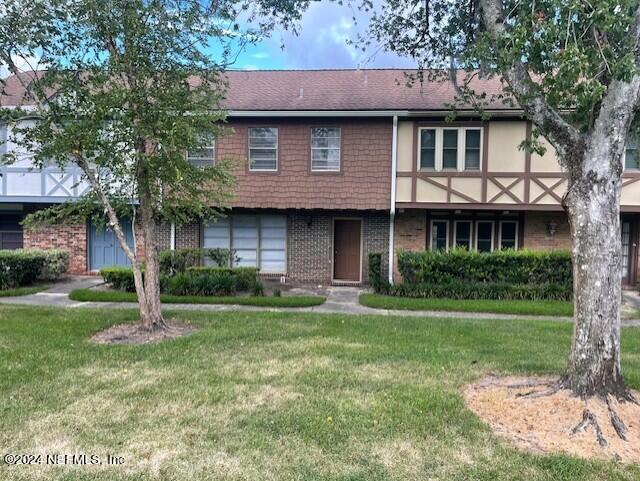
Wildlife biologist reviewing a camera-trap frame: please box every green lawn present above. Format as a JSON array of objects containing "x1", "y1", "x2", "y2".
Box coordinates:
[
  {"x1": 1, "y1": 305, "x2": 639, "y2": 480},
  {"x1": 360, "y1": 293, "x2": 574, "y2": 317},
  {"x1": 0, "y1": 284, "x2": 50, "y2": 297},
  {"x1": 69, "y1": 288, "x2": 326, "y2": 307}
]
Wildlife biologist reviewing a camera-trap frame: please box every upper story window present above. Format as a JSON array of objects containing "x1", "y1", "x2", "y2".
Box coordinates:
[
  {"x1": 187, "y1": 136, "x2": 215, "y2": 168},
  {"x1": 419, "y1": 127, "x2": 483, "y2": 172},
  {"x1": 311, "y1": 127, "x2": 341, "y2": 171},
  {"x1": 625, "y1": 133, "x2": 639, "y2": 170},
  {"x1": 249, "y1": 127, "x2": 278, "y2": 171}
]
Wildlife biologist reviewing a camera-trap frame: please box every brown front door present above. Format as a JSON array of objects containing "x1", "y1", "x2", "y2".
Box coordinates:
[{"x1": 333, "y1": 219, "x2": 362, "y2": 281}]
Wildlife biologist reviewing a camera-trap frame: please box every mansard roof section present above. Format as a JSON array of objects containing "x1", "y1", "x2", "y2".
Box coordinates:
[
  {"x1": 222, "y1": 69, "x2": 512, "y2": 112},
  {"x1": 2, "y1": 69, "x2": 516, "y2": 113}
]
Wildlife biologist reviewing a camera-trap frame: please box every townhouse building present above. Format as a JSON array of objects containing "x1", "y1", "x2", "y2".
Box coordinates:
[{"x1": 1, "y1": 69, "x2": 639, "y2": 286}]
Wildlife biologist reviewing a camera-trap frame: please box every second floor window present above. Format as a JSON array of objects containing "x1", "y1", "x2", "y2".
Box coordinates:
[
  {"x1": 186, "y1": 136, "x2": 215, "y2": 168},
  {"x1": 311, "y1": 127, "x2": 341, "y2": 171},
  {"x1": 249, "y1": 127, "x2": 278, "y2": 171},
  {"x1": 419, "y1": 127, "x2": 482, "y2": 171}
]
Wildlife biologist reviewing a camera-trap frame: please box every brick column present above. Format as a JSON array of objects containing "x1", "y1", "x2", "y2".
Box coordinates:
[{"x1": 393, "y1": 209, "x2": 427, "y2": 282}]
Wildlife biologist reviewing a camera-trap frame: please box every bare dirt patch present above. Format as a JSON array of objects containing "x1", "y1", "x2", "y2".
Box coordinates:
[
  {"x1": 464, "y1": 374, "x2": 640, "y2": 463},
  {"x1": 90, "y1": 321, "x2": 197, "y2": 344}
]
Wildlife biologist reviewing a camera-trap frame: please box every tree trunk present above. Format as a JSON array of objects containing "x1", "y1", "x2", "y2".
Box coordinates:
[
  {"x1": 562, "y1": 151, "x2": 626, "y2": 398},
  {"x1": 139, "y1": 202, "x2": 165, "y2": 331}
]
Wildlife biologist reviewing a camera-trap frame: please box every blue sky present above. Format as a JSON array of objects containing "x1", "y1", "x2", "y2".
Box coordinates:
[{"x1": 229, "y1": 1, "x2": 417, "y2": 70}]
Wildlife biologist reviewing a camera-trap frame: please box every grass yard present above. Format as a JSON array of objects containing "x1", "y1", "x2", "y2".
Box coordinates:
[
  {"x1": 360, "y1": 293, "x2": 574, "y2": 317},
  {"x1": 0, "y1": 284, "x2": 50, "y2": 297},
  {"x1": 69, "y1": 288, "x2": 326, "y2": 307},
  {"x1": 1, "y1": 305, "x2": 640, "y2": 480}
]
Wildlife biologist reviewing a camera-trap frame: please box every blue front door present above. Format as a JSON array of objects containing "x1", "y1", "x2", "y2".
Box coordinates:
[{"x1": 89, "y1": 220, "x2": 134, "y2": 270}]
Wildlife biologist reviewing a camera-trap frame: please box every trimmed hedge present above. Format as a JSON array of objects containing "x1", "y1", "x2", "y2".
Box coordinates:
[
  {"x1": 101, "y1": 267, "x2": 140, "y2": 292},
  {"x1": 38, "y1": 250, "x2": 70, "y2": 281},
  {"x1": 186, "y1": 266, "x2": 259, "y2": 292},
  {"x1": 159, "y1": 248, "x2": 235, "y2": 275},
  {"x1": 0, "y1": 249, "x2": 69, "y2": 290},
  {"x1": 389, "y1": 281, "x2": 572, "y2": 301},
  {"x1": 101, "y1": 265, "x2": 261, "y2": 296},
  {"x1": 398, "y1": 249, "x2": 572, "y2": 286}
]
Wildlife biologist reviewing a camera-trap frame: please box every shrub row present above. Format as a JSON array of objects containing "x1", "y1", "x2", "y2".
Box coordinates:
[
  {"x1": 101, "y1": 266, "x2": 262, "y2": 296},
  {"x1": 388, "y1": 281, "x2": 572, "y2": 301},
  {"x1": 0, "y1": 249, "x2": 69, "y2": 290},
  {"x1": 397, "y1": 249, "x2": 572, "y2": 287},
  {"x1": 159, "y1": 248, "x2": 235, "y2": 276}
]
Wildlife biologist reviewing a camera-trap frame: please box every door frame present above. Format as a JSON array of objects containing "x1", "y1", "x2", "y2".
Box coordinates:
[{"x1": 331, "y1": 217, "x2": 364, "y2": 283}]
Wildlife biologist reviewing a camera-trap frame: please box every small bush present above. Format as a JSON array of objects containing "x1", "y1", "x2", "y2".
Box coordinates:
[
  {"x1": 368, "y1": 252, "x2": 390, "y2": 293},
  {"x1": 101, "y1": 267, "x2": 138, "y2": 292},
  {"x1": 272, "y1": 288, "x2": 281, "y2": 297},
  {"x1": 159, "y1": 247, "x2": 235, "y2": 275},
  {"x1": 187, "y1": 266, "x2": 259, "y2": 292},
  {"x1": 252, "y1": 279, "x2": 264, "y2": 297},
  {"x1": 38, "y1": 250, "x2": 69, "y2": 280},
  {"x1": 165, "y1": 270, "x2": 235, "y2": 296},
  {"x1": 0, "y1": 250, "x2": 47, "y2": 289}
]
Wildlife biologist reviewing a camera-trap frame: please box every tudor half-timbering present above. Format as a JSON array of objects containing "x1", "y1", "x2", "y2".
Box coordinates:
[{"x1": 392, "y1": 117, "x2": 640, "y2": 286}]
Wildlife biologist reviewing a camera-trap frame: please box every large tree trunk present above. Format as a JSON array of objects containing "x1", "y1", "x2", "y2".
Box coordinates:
[
  {"x1": 563, "y1": 168, "x2": 625, "y2": 398},
  {"x1": 136, "y1": 194, "x2": 166, "y2": 331}
]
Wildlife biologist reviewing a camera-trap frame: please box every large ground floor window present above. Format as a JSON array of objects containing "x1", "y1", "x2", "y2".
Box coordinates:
[
  {"x1": 203, "y1": 214, "x2": 286, "y2": 273},
  {"x1": 429, "y1": 213, "x2": 519, "y2": 252},
  {"x1": 0, "y1": 214, "x2": 24, "y2": 249}
]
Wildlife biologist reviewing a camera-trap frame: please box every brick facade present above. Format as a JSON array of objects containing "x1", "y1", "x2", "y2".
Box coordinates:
[
  {"x1": 286, "y1": 210, "x2": 389, "y2": 284},
  {"x1": 24, "y1": 223, "x2": 88, "y2": 274},
  {"x1": 217, "y1": 119, "x2": 392, "y2": 211},
  {"x1": 522, "y1": 212, "x2": 572, "y2": 251}
]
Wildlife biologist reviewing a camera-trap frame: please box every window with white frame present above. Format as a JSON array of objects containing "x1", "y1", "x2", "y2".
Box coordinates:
[
  {"x1": 202, "y1": 214, "x2": 286, "y2": 273},
  {"x1": 430, "y1": 220, "x2": 449, "y2": 250},
  {"x1": 454, "y1": 220, "x2": 472, "y2": 249},
  {"x1": 187, "y1": 136, "x2": 215, "y2": 168},
  {"x1": 475, "y1": 221, "x2": 494, "y2": 252},
  {"x1": 311, "y1": 127, "x2": 341, "y2": 171},
  {"x1": 418, "y1": 127, "x2": 483, "y2": 171},
  {"x1": 249, "y1": 127, "x2": 278, "y2": 171},
  {"x1": 499, "y1": 221, "x2": 518, "y2": 249},
  {"x1": 625, "y1": 133, "x2": 640, "y2": 170}
]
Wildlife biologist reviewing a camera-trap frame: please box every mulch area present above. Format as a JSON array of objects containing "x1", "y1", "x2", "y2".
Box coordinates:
[
  {"x1": 464, "y1": 374, "x2": 640, "y2": 463},
  {"x1": 91, "y1": 320, "x2": 197, "y2": 345}
]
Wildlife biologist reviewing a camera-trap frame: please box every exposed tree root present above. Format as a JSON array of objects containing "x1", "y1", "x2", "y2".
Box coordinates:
[
  {"x1": 570, "y1": 409, "x2": 608, "y2": 447},
  {"x1": 606, "y1": 397, "x2": 629, "y2": 441},
  {"x1": 465, "y1": 374, "x2": 640, "y2": 462}
]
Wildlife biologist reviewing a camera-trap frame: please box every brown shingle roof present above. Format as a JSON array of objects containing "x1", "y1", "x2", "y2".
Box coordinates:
[{"x1": 2, "y1": 69, "x2": 512, "y2": 111}]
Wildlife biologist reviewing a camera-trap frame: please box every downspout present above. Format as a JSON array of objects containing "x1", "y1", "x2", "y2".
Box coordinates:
[
  {"x1": 388, "y1": 115, "x2": 398, "y2": 285},
  {"x1": 170, "y1": 222, "x2": 176, "y2": 250}
]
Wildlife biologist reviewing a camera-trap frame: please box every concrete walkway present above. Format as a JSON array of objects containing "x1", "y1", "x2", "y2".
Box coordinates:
[{"x1": 2, "y1": 276, "x2": 640, "y2": 325}]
